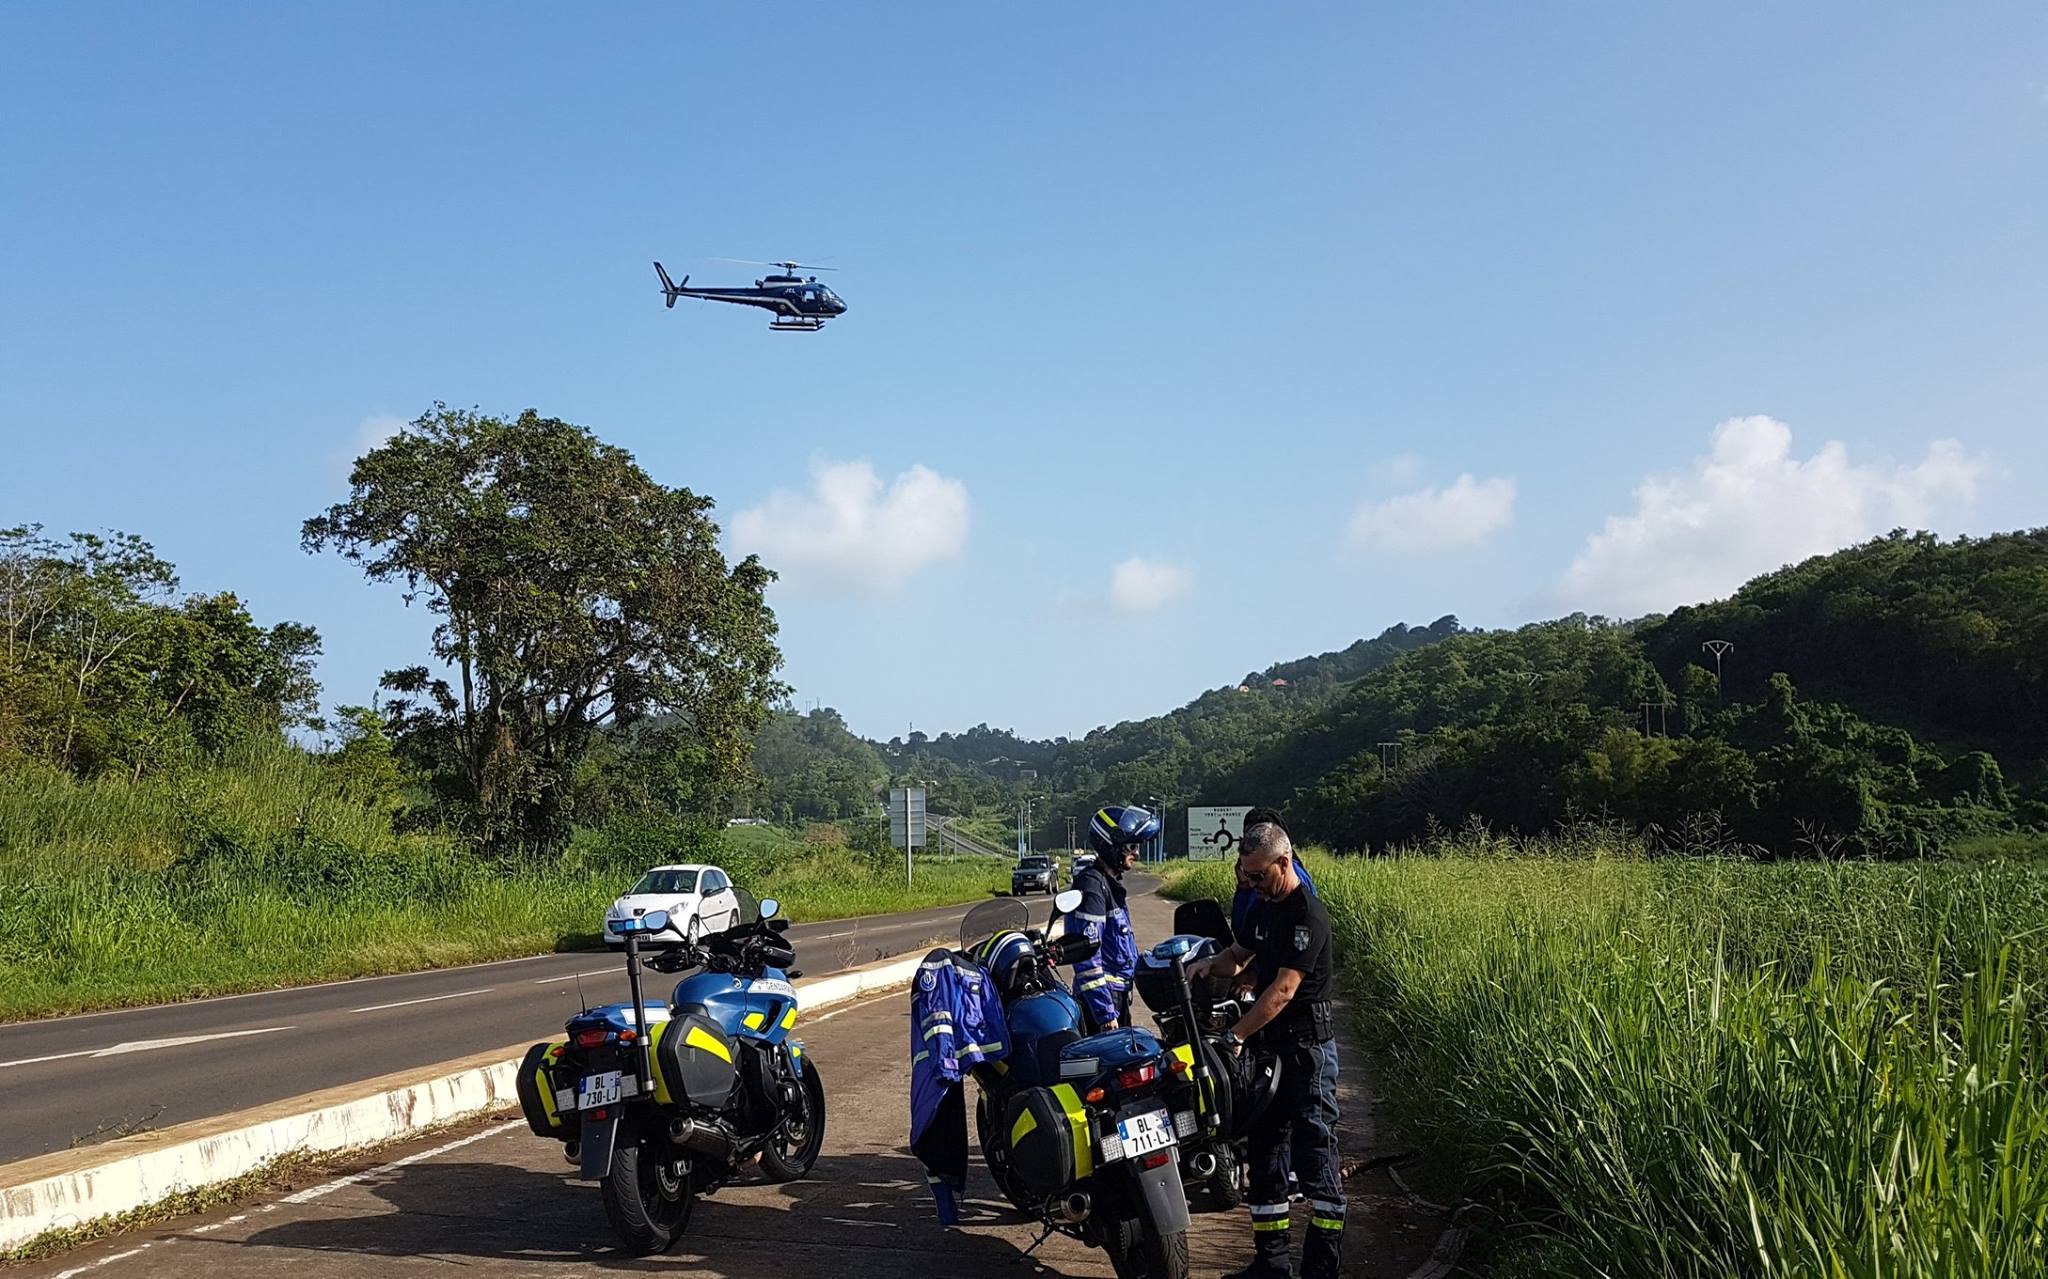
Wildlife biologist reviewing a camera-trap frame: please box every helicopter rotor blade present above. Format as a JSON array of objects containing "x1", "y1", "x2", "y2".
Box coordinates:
[{"x1": 708, "y1": 257, "x2": 840, "y2": 272}]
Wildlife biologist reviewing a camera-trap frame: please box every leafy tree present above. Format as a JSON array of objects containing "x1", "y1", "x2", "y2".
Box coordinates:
[{"x1": 303, "y1": 407, "x2": 782, "y2": 851}]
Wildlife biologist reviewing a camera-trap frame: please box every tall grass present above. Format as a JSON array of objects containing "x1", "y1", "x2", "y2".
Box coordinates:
[
  {"x1": 1167, "y1": 845, "x2": 2048, "y2": 1277},
  {"x1": 0, "y1": 746, "x2": 1005, "y2": 1021}
]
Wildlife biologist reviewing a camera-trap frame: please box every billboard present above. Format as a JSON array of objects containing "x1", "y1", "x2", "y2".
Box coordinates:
[{"x1": 1186, "y1": 805, "x2": 1252, "y2": 861}]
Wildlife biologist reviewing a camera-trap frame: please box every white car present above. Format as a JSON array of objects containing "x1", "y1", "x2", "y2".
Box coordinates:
[{"x1": 603, "y1": 863, "x2": 743, "y2": 949}]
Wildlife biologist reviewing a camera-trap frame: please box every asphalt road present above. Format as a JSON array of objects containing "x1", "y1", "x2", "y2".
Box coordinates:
[
  {"x1": 0, "y1": 892, "x2": 1074, "y2": 1162},
  {"x1": 15, "y1": 880, "x2": 1448, "y2": 1278}
]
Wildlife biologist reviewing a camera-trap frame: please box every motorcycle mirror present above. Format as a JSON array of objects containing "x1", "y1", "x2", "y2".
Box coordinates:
[
  {"x1": 759, "y1": 897, "x2": 781, "y2": 921},
  {"x1": 1052, "y1": 888, "x2": 1083, "y2": 914}
]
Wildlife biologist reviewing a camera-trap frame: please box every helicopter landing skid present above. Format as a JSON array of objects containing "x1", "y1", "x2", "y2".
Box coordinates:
[{"x1": 768, "y1": 318, "x2": 825, "y2": 332}]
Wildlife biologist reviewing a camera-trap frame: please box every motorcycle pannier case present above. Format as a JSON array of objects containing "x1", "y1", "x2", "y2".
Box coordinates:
[
  {"x1": 653, "y1": 1010, "x2": 739, "y2": 1107},
  {"x1": 1003, "y1": 1086, "x2": 1085, "y2": 1198},
  {"x1": 516, "y1": 1040, "x2": 577, "y2": 1139}
]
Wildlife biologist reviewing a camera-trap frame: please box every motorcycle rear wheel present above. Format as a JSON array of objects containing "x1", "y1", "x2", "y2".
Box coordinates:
[
  {"x1": 759, "y1": 1059, "x2": 827, "y2": 1181},
  {"x1": 601, "y1": 1137, "x2": 694, "y2": 1254},
  {"x1": 1104, "y1": 1213, "x2": 1190, "y2": 1279}
]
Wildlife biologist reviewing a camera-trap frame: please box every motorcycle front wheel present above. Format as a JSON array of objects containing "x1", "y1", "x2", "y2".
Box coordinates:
[
  {"x1": 601, "y1": 1136, "x2": 694, "y2": 1254},
  {"x1": 1104, "y1": 1213, "x2": 1190, "y2": 1279},
  {"x1": 758, "y1": 1059, "x2": 827, "y2": 1181}
]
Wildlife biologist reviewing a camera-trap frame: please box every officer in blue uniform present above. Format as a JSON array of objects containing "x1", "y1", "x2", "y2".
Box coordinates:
[{"x1": 1060, "y1": 804, "x2": 1156, "y2": 1035}]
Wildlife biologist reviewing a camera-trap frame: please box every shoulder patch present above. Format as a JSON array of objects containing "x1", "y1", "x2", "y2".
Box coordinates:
[
  {"x1": 1293, "y1": 924, "x2": 1312, "y2": 951},
  {"x1": 919, "y1": 967, "x2": 938, "y2": 991}
]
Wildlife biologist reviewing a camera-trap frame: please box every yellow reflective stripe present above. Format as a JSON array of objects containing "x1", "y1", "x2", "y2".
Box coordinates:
[
  {"x1": 743, "y1": 1012, "x2": 766, "y2": 1031},
  {"x1": 781, "y1": 1007, "x2": 798, "y2": 1030},
  {"x1": 685, "y1": 1024, "x2": 733, "y2": 1063},
  {"x1": 536, "y1": 1040, "x2": 567, "y2": 1126},
  {"x1": 913, "y1": 1050, "x2": 930, "y2": 1064},
  {"x1": 923, "y1": 1024, "x2": 955, "y2": 1041},
  {"x1": 1310, "y1": 1216, "x2": 1345, "y2": 1231},
  {"x1": 958, "y1": 1041, "x2": 1005, "y2": 1056},
  {"x1": 1252, "y1": 1218, "x2": 1291, "y2": 1232},
  {"x1": 644, "y1": 1021, "x2": 676, "y2": 1104},
  {"x1": 1078, "y1": 977, "x2": 1113, "y2": 992},
  {"x1": 1010, "y1": 1108, "x2": 1039, "y2": 1145},
  {"x1": 1051, "y1": 1083, "x2": 1093, "y2": 1180}
]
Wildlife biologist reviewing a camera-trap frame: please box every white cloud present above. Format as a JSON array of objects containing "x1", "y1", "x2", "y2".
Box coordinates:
[
  {"x1": 1347, "y1": 474, "x2": 1517, "y2": 552},
  {"x1": 1557, "y1": 415, "x2": 1981, "y2": 616},
  {"x1": 728, "y1": 458, "x2": 970, "y2": 595},
  {"x1": 1109, "y1": 556, "x2": 1194, "y2": 613}
]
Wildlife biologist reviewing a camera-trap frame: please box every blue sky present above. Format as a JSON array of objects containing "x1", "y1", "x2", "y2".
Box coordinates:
[{"x1": 4, "y1": 4, "x2": 2044, "y2": 741}]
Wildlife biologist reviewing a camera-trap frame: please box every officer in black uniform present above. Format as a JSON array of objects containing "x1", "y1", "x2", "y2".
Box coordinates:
[{"x1": 1190, "y1": 822, "x2": 1342, "y2": 1279}]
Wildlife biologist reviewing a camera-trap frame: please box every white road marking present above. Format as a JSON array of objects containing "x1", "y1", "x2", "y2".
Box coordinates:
[
  {"x1": 50, "y1": 1243, "x2": 150, "y2": 1279},
  {"x1": 3, "y1": 950, "x2": 588, "y2": 1027},
  {"x1": 347, "y1": 988, "x2": 493, "y2": 1014},
  {"x1": 532, "y1": 969, "x2": 615, "y2": 984},
  {"x1": 812, "y1": 930, "x2": 855, "y2": 939},
  {"x1": 0, "y1": 1026, "x2": 293, "y2": 1069},
  {"x1": 279, "y1": 1121, "x2": 522, "y2": 1204}
]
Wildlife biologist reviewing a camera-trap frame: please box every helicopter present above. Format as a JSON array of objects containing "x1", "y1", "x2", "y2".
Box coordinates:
[{"x1": 653, "y1": 259, "x2": 848, "y2": 332}]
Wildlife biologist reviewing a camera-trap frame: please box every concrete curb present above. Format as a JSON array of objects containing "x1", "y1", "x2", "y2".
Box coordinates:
[{"x1": 0, "y1": 948, "x2": 928, "y2": 1252}]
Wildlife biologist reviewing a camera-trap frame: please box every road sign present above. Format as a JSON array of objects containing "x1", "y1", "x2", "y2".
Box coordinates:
[
  {"x1": 889, "y1": 786, "x2": 927, "y2": 850},
  {"x1": 1187, "y1": 805, "x2": 1251, "y2": 861}
]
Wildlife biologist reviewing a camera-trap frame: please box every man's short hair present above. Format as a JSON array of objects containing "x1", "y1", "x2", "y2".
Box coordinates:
[{"x1": 1239, "y1": 822, "x2": 1292, "y2": 862}]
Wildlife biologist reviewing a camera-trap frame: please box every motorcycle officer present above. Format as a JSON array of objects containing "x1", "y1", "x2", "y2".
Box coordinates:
[
  {"x1": 1190, "y1": 822, "x2": 1343, "y2": 1279},
  {"x1": 1059, "y1": 804, "x2": 1156, "y2": 1034}
]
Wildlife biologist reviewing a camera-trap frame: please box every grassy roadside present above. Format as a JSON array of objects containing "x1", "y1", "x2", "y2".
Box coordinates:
[
  {"x1": 0, "y1": 757, "x2": 1005, "y2": 1022},
  {"x1": 1161, "y1": 844, "x2": 2048, "y2": 1277}
]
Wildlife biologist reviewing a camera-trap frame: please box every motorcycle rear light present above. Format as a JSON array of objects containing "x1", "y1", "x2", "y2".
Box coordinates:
[
  {"x1": 1085, "y1": 1087, "x2": 1107, "y2": 1104},
  {"x1": 617, "y1": 1029, "x2": 638, "y2": 1043},
  {"x1": 1167, "y1": 1056, "x2": 1189, "y2": 1074},
  {"x1": 1115, "y1": 1064, "x2": 1159, "y2": 1090},
  {"x1": 588, "y1": 1108, "x2": 607, "y2": 1121},
  {"x1": 1140, "y1": 1151, "x2": 1172, "y2": 1170},
  {"x1": 575, "y1": 1029, "x2": 611, "y2": 1048}
]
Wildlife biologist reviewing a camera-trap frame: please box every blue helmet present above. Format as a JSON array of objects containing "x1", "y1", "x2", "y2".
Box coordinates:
[
  {"x1": 974, "y1": 930, "x2": 1037, "y2": 997},
  {"x1": 1088, "y1": 804, "x2": 1160, "y2": 859}
]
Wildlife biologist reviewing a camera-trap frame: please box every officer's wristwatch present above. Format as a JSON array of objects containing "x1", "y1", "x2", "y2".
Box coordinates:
[{"x1": 1221, "y1": 1030, "x2": 1243, "y2": 1052}]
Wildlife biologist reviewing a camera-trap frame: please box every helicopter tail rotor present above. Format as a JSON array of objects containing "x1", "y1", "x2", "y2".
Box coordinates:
[{"x1": 653, "y1": 261, "x2": 686, "y2": 308}]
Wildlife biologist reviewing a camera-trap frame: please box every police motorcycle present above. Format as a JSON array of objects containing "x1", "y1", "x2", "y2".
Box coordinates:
[
  {"x1": 515, "y1": 889, "x2": 825, "y2": 1254},
  {"x1": 947, "y1": 892, "x2": 1197, "y2": 1279},
  {"x1": 1132, "y1": 898, "x2": 1285, "y2": 1213}
]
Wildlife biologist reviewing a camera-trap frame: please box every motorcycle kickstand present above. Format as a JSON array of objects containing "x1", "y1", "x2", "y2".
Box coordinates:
[{"x1": 1022, "y1": 1223, "x2": 1058, "y2": 1258}]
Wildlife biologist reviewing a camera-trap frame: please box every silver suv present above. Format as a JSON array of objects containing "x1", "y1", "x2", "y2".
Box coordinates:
[{"x1": 1011, "y1": 854, "x2": 1057, "y2": 895}]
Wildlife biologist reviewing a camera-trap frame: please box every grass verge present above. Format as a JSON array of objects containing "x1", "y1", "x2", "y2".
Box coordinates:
[
  {"x1": 0, "y1": 754, "x2": 1005, "y2": 1021},
  {"x1": 1162, "y1": 843, "x2": 2048, "y2": 1277}
]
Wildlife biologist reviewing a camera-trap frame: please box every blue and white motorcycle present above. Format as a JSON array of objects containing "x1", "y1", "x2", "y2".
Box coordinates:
[{"x1": 516, "y1": 891, "x2": 825, "y2": 1253}]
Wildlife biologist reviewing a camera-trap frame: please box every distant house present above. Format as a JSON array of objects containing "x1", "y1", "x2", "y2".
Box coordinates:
[
  {"x1": 1235, "y1": 684, "x2": 1251, "y2": 693},
  {"x1": 1270, "y1": 678, "x2": 1291, "y2": 688},
  {"x1": 982, "y1": 756, "x2": 1039, "y2": 783}
]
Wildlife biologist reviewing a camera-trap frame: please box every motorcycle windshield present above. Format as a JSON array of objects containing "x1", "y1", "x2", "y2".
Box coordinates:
[{"x1": 960, "y1": 898, "x2": 1030, "y2": 954}]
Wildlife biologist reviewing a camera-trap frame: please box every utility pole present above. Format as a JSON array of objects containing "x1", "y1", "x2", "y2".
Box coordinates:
[
  {"x1": 1640, "y1": 701, "x2": 1674, "y2": 735},
  {"x1": 1702, "y1": 639, "x2": 1734, "y2": 701},
  {"x1": 1377, "y1": 741, "x2": 1401, "y2": 774},
  {"x1": 1065, "y1": 815, "x2": 1076, "y2": 856}
]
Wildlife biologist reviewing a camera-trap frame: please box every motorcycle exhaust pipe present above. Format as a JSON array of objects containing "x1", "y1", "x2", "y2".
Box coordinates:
[
  {"x1": 1189, "y1": 1150, "x2": 1220, "y2": 1181},
  {"x1": 667, "y1": 1115, "x2": 737, "y2": 1160},
  {"x1": 564, "y1": 1140, "x2": 582, "y2": 1166},
  {"x1": 1054, "y1": 1190, "x2": 1092, "y2": 1224}
]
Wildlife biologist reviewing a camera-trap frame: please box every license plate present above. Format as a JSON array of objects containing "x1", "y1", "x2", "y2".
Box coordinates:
[
  {"x1": 1115, "y1": 1107, "x2": 1177, "y2": 1159},
  {"x1": 577, "y1": 1071, "x2": 622, "y2": 1109}
]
